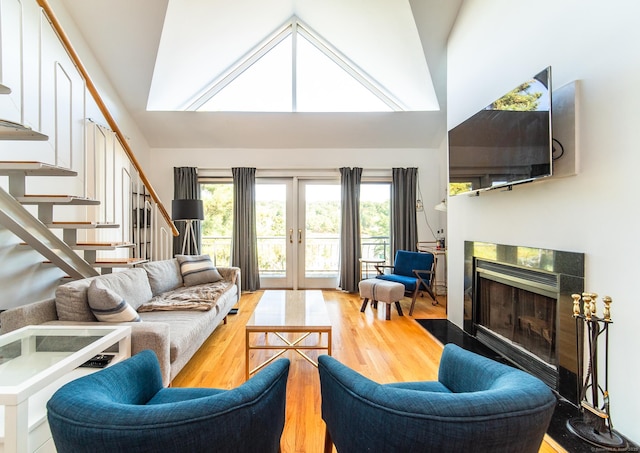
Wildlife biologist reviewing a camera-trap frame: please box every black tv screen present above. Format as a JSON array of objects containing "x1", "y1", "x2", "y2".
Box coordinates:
[{"x1": 448, "y1": 67, "x2": 552, "y2": 196}]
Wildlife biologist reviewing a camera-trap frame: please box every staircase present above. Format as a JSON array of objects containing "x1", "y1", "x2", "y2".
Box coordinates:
[
  {"x1": 0, "y1": 160, "x2": 148, "y2": 278},
  {"x1": 0, "y1": 0, "x2": 177, "y2": 292}
]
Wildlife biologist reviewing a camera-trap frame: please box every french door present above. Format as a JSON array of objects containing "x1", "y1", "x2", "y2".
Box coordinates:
[{"x1": 257, "y1": 178, "x2": 340, "y2": 289}]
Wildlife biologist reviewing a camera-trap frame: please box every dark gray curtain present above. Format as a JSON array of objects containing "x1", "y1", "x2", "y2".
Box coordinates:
[
  {"x1": 232, "y1": 168, "x2": 260, "y2": 291},
  {"x1": 173, "y1": 167, "x2": 201, "y2": 256},
  {"x1": 391, "y1": 167, "x2": 418, "y2": 260},
  {"x1": 339, "y1": 167, "x2": 362, "y2": 293}
]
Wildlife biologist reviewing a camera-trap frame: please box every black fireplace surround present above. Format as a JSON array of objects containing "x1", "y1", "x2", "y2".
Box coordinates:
[{"x1": 464, "y1": 241, "x2": 584, "y2": 404}]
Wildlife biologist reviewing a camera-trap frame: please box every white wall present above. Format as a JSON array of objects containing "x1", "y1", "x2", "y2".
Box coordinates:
[
  {"x1": 447, "y1": 0, "x2": 640, "y2": 442},
  {"x1": 47, "y1": 0, "x2": 154, "y2": 171}
]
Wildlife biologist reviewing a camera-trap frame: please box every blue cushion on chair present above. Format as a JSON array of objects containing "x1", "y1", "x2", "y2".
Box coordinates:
[
  {"x1": 393, "y1": 250, "x2": 434, "y2": 278},
  {"x1": 376, "y1": 250, "x2": 435, "y2": 291},
  {"x1": 376, "y1": 273, "x2": 419, "y2": 291}
]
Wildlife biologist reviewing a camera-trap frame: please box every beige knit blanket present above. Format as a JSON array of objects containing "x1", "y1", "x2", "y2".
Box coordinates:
[{"x1": 137, "y1": 280, "x2": 234, "y2": 312}]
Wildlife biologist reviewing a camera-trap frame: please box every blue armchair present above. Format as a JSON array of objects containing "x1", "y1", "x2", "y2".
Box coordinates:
[
  {"x1": 375, "y1": 250, "x2": 436, "y2": 315},
  {"x1": 47, "y1": 350, "x2": 290, "y2": 453},
  {"x1": 319, "y1": 344, "x2": 556, "y2": 453}
]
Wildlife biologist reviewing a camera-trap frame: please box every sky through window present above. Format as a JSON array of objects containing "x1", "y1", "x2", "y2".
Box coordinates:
[{"x1": 195, "y1": 19, "x2": 396, "y2": 113}]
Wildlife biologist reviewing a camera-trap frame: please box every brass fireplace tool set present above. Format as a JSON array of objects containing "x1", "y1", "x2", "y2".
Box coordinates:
[{"x1": 567, "y1": 293, "x2": 627, "y2": 450}]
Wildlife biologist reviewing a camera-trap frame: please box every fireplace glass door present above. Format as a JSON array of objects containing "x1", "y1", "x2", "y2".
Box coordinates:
[{"x1": 478, "y1": 278, "x2": 557, "y2": 366}]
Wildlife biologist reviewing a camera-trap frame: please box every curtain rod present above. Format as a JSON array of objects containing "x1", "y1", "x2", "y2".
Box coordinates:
[{"x1": 198, "y1": 168, "x2": 394, "y2": 178}]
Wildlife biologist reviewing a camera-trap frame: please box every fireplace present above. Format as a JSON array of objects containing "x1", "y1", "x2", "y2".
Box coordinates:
[{"x1": 464, "y1": 241, "x2": 584, "y2": 404}]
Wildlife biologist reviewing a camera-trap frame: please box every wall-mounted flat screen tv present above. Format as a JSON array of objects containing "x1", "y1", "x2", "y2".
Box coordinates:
[{"x1": 448, "y1": 67, "x2": 552, "y2": 196}]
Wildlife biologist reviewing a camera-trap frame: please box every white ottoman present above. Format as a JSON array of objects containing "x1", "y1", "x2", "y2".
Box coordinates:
[{"x1": 358, "y1": 279, "x2": 405, "y2": 320}]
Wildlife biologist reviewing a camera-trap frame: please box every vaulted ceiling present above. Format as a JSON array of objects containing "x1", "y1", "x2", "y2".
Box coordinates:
[{"x1": 57, "y1": 0, "x2": 462, "y2": 148}]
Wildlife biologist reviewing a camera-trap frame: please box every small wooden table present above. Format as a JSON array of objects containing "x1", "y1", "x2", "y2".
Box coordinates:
[
  {"x1": 359, "y1": 258, "x2": 386, "y2": 280},
  {"x1": 245, "y1": 290, "x2": 332, "y2": 379}
]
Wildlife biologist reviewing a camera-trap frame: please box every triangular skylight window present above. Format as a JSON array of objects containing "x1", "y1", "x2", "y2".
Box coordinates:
[
  {"x1": 187, "y1": 17, "x2": 401, "y2": 113},
  {"x1": 199, "y1": 35, "x2": 293, "y2": 112}
]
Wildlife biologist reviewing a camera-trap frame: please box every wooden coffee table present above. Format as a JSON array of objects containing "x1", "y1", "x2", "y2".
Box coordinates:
[{"x1": 245, "y1": 290, "x2": 332, "y2": 379}]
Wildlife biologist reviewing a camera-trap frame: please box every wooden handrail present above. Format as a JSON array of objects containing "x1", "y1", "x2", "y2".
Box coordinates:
[{"x1": 36, "y1": 0, "x2": 179, "y2": 237}]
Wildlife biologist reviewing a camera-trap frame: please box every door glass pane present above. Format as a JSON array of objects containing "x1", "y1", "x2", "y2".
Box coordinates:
[
  {"x1": 360, "y1": 183, "x2": 391, "y2": 262},
  {"x1": 256, "y1": 184, "x2": 287, "y2": 277},
  {"x1": 201, "y1": 183, "x2": 233, "y2": 266},
  {"x1": 305, "y1": 184, "x2": 340, "y2": 278}
]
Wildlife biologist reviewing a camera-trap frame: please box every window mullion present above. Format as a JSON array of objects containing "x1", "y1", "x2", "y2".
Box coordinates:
[{"x1": 292, "y1": 20, "x2": 298, "y2": 112}]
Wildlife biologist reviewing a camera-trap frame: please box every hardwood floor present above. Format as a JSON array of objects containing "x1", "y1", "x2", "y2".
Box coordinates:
[{"x1": 172, "y1": 290, "x2": 564, "y2": 453}]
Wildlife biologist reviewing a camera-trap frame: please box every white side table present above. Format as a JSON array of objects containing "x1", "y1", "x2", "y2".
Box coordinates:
[{"x1": 0, "y1": 325, "x2": 131, "y2": 453}]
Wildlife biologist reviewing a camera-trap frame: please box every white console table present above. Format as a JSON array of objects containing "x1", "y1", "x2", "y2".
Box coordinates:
[{"x1": 0, "y1": 325, "x2": 131, "y2": 453}]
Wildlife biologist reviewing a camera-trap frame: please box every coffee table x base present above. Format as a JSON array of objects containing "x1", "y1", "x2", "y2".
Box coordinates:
[
  {"x1": 245, "y1": 328, "x2": 331, "y2": 379},
  {"x1": 245, "y1": 290, "x2": 332, "y2": 380}
]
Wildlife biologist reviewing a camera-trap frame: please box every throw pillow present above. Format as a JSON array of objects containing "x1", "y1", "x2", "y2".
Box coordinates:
[
  {"x1": 141, "y1": 259, "x2": 183, "y2": 296},
  {"x1": 176, "y1": 254, "x2": 223, "y2": 287},
  {"x1": 87, "y1": 279, "x2": 141, "y2": 322}
]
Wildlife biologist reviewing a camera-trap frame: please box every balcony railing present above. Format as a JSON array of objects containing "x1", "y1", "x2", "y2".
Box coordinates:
[{"x1": 202, "y1": 235, "x2": 389, "y2": 273}]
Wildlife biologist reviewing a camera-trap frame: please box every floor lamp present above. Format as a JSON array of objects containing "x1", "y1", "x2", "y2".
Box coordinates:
[{"x1": 171, "y1": 199, "x2": 204, "y2": 255}]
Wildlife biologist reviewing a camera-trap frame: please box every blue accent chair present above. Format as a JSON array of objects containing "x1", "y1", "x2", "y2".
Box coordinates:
[
  {"x1": 375, "y1": 250, "x2": 436, "y2": 315},
  {"x1": 47, "y1": 350, "x2": 290, "y2": 453},
  {"x1": 318, "y1": 344, "x2": 557, "y2": 453}
]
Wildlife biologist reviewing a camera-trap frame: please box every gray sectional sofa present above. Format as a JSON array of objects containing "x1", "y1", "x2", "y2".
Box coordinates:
[{"x1": 0, "y1": 258, "x2": 241, "y2": 385}]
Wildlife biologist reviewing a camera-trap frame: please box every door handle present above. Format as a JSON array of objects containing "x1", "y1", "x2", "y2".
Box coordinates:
[
  {"x1": 289, "y1": 228, "x2": 293, "y2": 244},
  {"x1": 298, "y1": 229, "x2": 302, "y2": 244}
]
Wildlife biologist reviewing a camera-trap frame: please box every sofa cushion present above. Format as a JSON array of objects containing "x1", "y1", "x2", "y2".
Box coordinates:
[
  {"x1": 138, "y1": 284, "x2": 235, "y2": 365},
  {"x1": 55, "y1": 268, "x2": 153, "y2": 322},
  {"x1": 176, "y1": 255, "x2": 223, "y2": 287},
  {"x1": 87, "y1": 280, "x2": 141, "y2": 322},
  {"x1": 141, "y1": 259, "x2": 183, "y2": 296}
]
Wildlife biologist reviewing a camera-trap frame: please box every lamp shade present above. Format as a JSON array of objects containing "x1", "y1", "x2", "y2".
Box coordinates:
[
  {"x1": 434, "y1": 199, "x2": 447, "y2": 212},
  {"x1": 171, "y1": 199, "x2": 204, "y2": 221}
]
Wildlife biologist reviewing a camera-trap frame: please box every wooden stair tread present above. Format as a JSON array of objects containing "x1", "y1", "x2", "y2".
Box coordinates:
[
  {"x1": 73, "y1": 242, "x2": 135, "y2": 250},
  {"x1": 76, "y1": 241, "x2": 134, "y2": 246},
  {"x1": 16, "y1": 194, "x2": 100, "y2": 205},
  {"x1": 0, "y1": 119, "x2": 48, "y2": 141},
  {"x1": 44, "y1": 258, "x2": 147, "y2": 268},
  {"x1": 47, "y1": 221, "x2": 119, "y2": 229},
  {"x1": 94, "y1": 258, "x2": 149, "y2": 266},
  {"x1": 0, "y1": 161, "x2": 77, "y2": 176}
]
